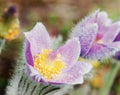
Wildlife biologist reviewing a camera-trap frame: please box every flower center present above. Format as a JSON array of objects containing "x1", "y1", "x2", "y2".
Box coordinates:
[
  {"x1": 95, "y1": 33, "x2": 103, "y2": 44},
  {"x1": 34, "y1": 49, "x2": 65, "y2": 80}
]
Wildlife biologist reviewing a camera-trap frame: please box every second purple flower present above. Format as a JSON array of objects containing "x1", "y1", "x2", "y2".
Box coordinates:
[{"x1": 72, "y1": 10, "x2": 120, "y2": 60}]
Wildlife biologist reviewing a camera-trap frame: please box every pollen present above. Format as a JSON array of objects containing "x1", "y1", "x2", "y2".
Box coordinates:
[
  {"x1": 91, "y1": 60, "x2": 100, "y2": 68},
  {"x1": 34, "y1": 49, "x2": 65, "y2": 80}
]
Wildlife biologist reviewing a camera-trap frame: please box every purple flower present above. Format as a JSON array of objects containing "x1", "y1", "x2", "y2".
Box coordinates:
[
  {"x1": 72, "y1": 10, "x2": 120, "y2": 59},
  {"x1": 24, "y1": 22, "x2": 92, "y2": 85},
  {"x1": 113, "y1": 32, "x2": 120, "y2": 60}
]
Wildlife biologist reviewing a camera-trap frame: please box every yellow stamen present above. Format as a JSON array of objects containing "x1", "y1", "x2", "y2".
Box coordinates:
[
  {"x1": 91, "y1": 60, "x2": 100, "y2": 68},
  {"x1": 34, "y1": 49, "x2": 65, "y2": 80},
  {"x1": 90, "y1": 73, "x2": 103, "y2": 88}
]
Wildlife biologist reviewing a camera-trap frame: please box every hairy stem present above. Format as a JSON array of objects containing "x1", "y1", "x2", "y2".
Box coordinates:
[
  {"x1": 0, "y1": 39, "x2": 5, "y2": 54},
  {"x1": 99, "y1": 62, "x2": 120, "y2": 95}
]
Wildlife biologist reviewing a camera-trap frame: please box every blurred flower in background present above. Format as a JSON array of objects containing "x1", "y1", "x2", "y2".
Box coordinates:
[
  {"x1": 90, "y1": 72, "x2": 103, "y2": 89},
  {"x1": 0, "y1": 5, "x2": 20, "y2": 40},
  {"x1": 72, "y1": 10, "x2": 120, "y2": 60},
  {"x1": 0, "y1": 4, "x2": 22, "y2": 95}
]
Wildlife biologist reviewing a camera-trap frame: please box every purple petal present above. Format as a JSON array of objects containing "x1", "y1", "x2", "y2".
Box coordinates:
[
  {"x1": 56, "y1": 38, "x2": 80, "y2": 71},
  {"x1": 48, "y1": 62, "x2": 92, "y2": 84},
  {"x1": 25, "y1": 40, "x2": 34, "y2": 66},
  {"x1": 109, "y1": 42, "x2": 120, "y2": 60},
  {"x1": 96, "y1": 11, "x2": 112, "y2": 26},
  {"x1": 71, "y1": 62, "x2": 92, "y2": 84},
  {"x1": 72, "y1": 23, "x2": 98, "y2": 56},
  {"x1": 79, "y1": 10, "x2": 99, "y2": 25},
  {"x1": 85, "y1": 44, "x2": 114, "y2": 59},
  {"x1": 101, "y1": 22, "x2": 120, "y2": 43},
  {"x1": 79, "y1": 10, "x2": 111, "y2": 26},
  {"x1": 114, "y1": 51, "x2": 120, "y2": 60},
  {"x1": 24, "y1": 22, "x2": 51, "y2": 58},
  {"x1": 107, "y1": 42, "x2": 120, "y2": 54},
  {"x1": 114, "y1": 32, "x2": 120, "y2": 41},
  {"x1": 26, "y1": 64, "x2": 42, "y2": 83},
  {"x1": 78, "y1": 61, "x2": 93, "y2": 75}
]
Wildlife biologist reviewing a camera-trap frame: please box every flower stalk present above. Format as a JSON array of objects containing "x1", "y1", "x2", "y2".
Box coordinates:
[
  {"x1": 99, "y1": 61, "x2": 120, "y2": 95},
  {"x1": 6, "y1": 71, "x2": 60, "y2": 95},
  {"x1": 17, "y1": 72, "x2": 60, "y2": 95},
  {"x1": 0, "y1": 39, "x2": 5, "y2": 54}
]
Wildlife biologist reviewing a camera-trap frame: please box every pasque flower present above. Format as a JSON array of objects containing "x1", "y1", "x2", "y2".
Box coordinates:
[
  {"x1": 72, "y1": 10, "x2": 120, "y2": 59},
  {"x1": 24, "y1": 22, "x2": 92, "y2": 85}
]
